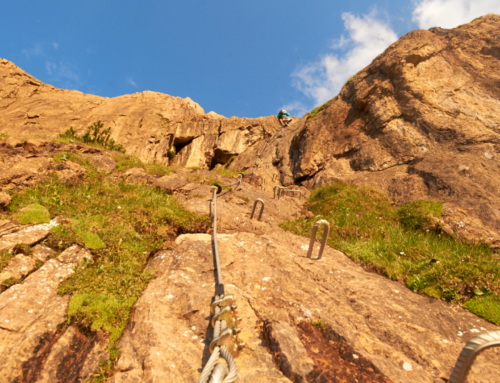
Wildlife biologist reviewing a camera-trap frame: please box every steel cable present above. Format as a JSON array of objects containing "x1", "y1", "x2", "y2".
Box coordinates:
[{"x1": 198, "y1": 187, "x2": 239, "y2": 382}]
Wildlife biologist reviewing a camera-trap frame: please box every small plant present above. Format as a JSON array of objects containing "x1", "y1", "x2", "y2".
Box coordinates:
[
  {"x1": 311, "y1": 318, "x2": 327, "y2": 329},
  {"x1": 59, "y1": 121, "x2": 125, "y2": 153},
  {"x1": 0, "y1": 252, "x2": 15, "y2": 270},
  {"x1": 0, "y1": 133, "x2": 9, "y2": 141}
]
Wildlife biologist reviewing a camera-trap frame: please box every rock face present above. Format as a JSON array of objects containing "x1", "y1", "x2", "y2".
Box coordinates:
[
  {"x1": 231, "y1": 14, "x2": 500, "y2": 245},
  {"x1": 0, "y1": 59, "x2": 278, "y2": 169}
]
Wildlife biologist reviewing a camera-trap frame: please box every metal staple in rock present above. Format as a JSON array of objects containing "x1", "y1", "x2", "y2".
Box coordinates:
[
  {"x1": 273, "y1": 185, "x2": 288, "y2": 199},
  {"x1": 250, "y1": 199, "x2": 265, "y2": 221},
  {"x1": 307, "y1": 220, "x2": 330, "y2": 260},
  {"x1": 198, "y1": 185, "x2": 241, "y2": 383},
  {"x1": 448, "y1": 330, "x2": 500, "y2": 383}
]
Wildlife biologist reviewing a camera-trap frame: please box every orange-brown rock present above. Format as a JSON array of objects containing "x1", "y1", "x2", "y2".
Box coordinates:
[
  {"x1": 231, "y1": 14, "x2": 500, "y2": 245},
  {"x1": 0, "y1": 59, "x2": 278, "y2": 169}
]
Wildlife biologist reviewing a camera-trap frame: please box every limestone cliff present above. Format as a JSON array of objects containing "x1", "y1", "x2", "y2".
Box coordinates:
[
  {"x1": 0, "y1": 59, "x2": 278, "y2": 169},
  {"x1": 231, "y1": 14, "x2": 500, "y2": 246}
]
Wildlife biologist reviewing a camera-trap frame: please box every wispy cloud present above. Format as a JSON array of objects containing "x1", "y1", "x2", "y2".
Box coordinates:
[
  {"x1": 45, "y1": 60, "x2": 80, "y2": 85},
  {"x1": 52, "y1": 42, "x2": 58, "y2": 49},
  {"x1": 413, "y1": 0, "x2": 500, "y2": 29},
  {"x1": 22, "y1": 43, "x2": 44, "y2": 59},
  {"x1": 127, "y1": 77, "x2": 137, "y2": 87},
  {"x1": 291, "y1": 12, "x2": 398, "y2": 108}
]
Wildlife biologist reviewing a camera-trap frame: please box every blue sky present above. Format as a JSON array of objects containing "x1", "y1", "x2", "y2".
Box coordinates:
[{"x1": 1, "y1": 0, "x2": 498, "y2": 117}]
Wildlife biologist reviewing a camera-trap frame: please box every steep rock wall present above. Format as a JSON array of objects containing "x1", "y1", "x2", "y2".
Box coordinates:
[
  {"x1": 0, "y1": 59, "x2": 278, "y2": 169},
  {"x1": 231, "y1": 14, "x2": 500, "y2": 245}
]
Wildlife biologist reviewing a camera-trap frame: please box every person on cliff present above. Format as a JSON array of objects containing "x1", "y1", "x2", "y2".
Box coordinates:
[{"x1": 277, "y1": 109, "x2": 292, "y2": 127}]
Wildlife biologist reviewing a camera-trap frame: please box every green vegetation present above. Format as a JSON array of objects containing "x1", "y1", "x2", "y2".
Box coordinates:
[
  {"x1": 112, "y1": 154, "x2": 172, "y2": 176},
  {"x1": 311, "y1": 318, "x2": 327, "y2": 329},
  {"x1": 59, "y1": 121, "x2": 125, "y2": 153},
  {"x1": 464, "y1": 296, "x2": 500, "y2": 325},
  {"x1": 343, "y1": 74, "x2": 356, "y2": 87},
  {"x1": 0, "y1": 133, "x2": 9, "y2": 140},
  {"x1": 9, "y1": 154, "x2": 211, "y2": 345},
  {"x1": 13, "y1": 203, "x2": 51, "y2": 224},
  {"x1": 307, "y1": 99, "x2": 332, "y2": 120},
  {"x1": 280, "y1": 181, "x2": 500, "y2": 324}
]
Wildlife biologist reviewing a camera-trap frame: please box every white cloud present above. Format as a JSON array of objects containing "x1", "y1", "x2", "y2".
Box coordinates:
[
  {"x1": 292, "y1": 12, "x2": 398, "y2": 107},
  {"x1": 413, "y1": 0, "x2": 500, "y2": 29},
  {"x1": 22, "y1": 43, "x2": 43, "y2": 59},
  {"x1": 280, "y1": 101, "x2": 309, "y2": 117},
  {"x1": 45, "y1": 61, "x2": 80, "y2": 84},
  {"x1": 127, "y1": 77, "x2": 137, "y2": 87},
  {"x1": 52, "y1": 42, "x2": 58, "y2": 49}
]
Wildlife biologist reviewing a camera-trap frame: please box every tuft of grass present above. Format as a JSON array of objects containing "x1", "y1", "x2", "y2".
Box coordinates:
[
  {"x1": 0, "y1": 133, "x2": 9, "y2": 141},
  {"x1": 59, "y1": 121, "x2": 125, "y2": 153},
  {"x1": 9, "y1": 160, "x2": 211, "y2": 345},
  {"x1": 280, "y1": 181, "x2": 500, "y2": 323},
  {"x1": 112, "y1": 154, "x2": 171, "y2": 177},
  {"x1": 311, "y1": 318, "x2": 327, "y2": 329},
  {"x1": 13, "y1": 203, "x2": 50, "y2": 224},
  {"x1": 307, "y1": 99, "x2": 332, "y2": 120}
]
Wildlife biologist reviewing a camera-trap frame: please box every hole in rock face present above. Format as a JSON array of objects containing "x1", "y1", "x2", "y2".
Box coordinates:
[
  {"x1": 173, "y1": 137, "x2": 195, "y2": 156},
  {"x1": 209, "y1": 148, "x2": 235, "y2": 169}
]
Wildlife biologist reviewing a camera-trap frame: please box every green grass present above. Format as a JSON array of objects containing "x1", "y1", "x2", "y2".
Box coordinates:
[
  {"x1": 112, "y1": 154, "x2": 171, "y2": 177},
  {"x1": 311, "y1": 318, "x2": 327, "y2": 329},
  {"x1": 464, "y1": 296, "x2": 500, "y2": 324},
  {"x1": 13, "y1": 203, "x2": 50, "y2": 224},
  {"x1": 0, "y1": 133, "x2": 9, "y2": 141},
  {"x1": 343, "y1": 75, "x2": 356, "y2": 87},
  {"x1": 9, "y1": 154, "x2": 211, "y2": 345},
  {"x1": 307, "y1": 99, "x2": 332, "y2": 120},
  {"x1": 280, "y1": 181, "x2": 500, "y2": 324}
]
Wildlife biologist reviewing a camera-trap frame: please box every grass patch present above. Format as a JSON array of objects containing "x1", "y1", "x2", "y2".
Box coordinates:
[
  {"x1": 280, "y1": 181, "x2": 500, "y2": 323},
  {"x1": 463, "y1": 296, "x2": 500, "y2": 325},
  {"x1": 343, "y1": 75, "x2": 356, "y2": 88},
  {"x1": 112, "y1": 154, "x2": 171, "y2": 177},
  {"x1": 0, "y1": 133, "x2": 9, "y2": 141},
  {"x1": 59, "y1": 121, "x2": 125, "y2": 153},
  {"x1": 307, "y1": 99, "x2": 332, "y2": 120},
  {"x1": 9, "y1": 159, "x2": 211, "y2": 345},
  {"x1": 13, "y1": 203, "x2": 50, "y2": 224}
]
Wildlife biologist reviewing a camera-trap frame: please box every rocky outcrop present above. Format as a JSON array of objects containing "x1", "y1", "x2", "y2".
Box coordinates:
[
  {"x1": 231, "y1": 14, "x2": 500, "y2": 246},
  {"x1": 0, "y1": 59, "x2": 278, "y2": 169}
]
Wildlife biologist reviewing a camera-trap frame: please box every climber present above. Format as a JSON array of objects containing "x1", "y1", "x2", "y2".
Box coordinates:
[{"x1": 277, "y1": 109, "x2": 292, "y2": 127}]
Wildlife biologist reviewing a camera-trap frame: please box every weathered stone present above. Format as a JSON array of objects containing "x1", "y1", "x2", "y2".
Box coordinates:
[
  {"x1": 0, "y1": 218, "x2": 59, "y2": 252},
  {"x1": 30, "y1": 244, "x2": 55, "y2": 263},
  {"x1": 0, "y1": 245, "x2": 92, "y2": 382},
  {"x1": 266, "y1": 321, "x2": 315, "y2": 381},
  {"x1": 113, "y1": 228, "x2": 500, "y2": 383},
  {"x1": 0, "y1": 191, "x2": 11, "y2": 208},
  {"x1": 0, "y1": 254, "x2": 37, "y2": 290},
  {"x1": 84, "y1": 153, "x2": 117, "y2": 173},
  {"x1": 152, "y1": 176, "x2": 188, "y2": 191}
]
